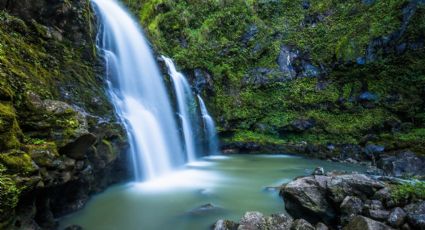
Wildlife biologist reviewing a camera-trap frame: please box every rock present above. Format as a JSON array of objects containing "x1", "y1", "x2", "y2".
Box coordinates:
[
  {"x1": 188, "y1": 203, "x2": 221, "y2": 215},
  {"x1": 238, "y1": 212, "x2": 266, "y2": 230},
  {"x1": 265, "y1": 213, "x2": 293, "y2": 230},
  {"x1": 327, "y1": 174, "x2": 385, "y2": 203},
  {"x1": 64, "y1": 225, "x2": 83, "y2": 230},
  {"x1": 358, "y1": 92, "x2": 378, "y2": 102},
  {"x1": 368, "y1": 209, "x2": 390, "y2": 221},
  {"x1": 364, "y1": 145, "x2": 385, "y2": 160},
  {"x1": 281, "y1": 176, "x2": 336, "y2": 225},
  {"x1": 59, "y1": 133, "x2": 97, "y2": 160},
  {"x1": 388, "y1": 207, "x2": 407, "y2": 227},
  {"x1": 372, "y1": 188, "x2": 391, "y2": 204},
  {"x1": 312, "y1": 167, "x2": 324, "y2": 176},
  {"x1": 404, "y1": 201, "x2": 425, "y2": 230},
  {"x1": 214, "y1": 219, "x2": 238, "y2": 230},
  {"x1": 339, "y1": 144, "x2": 364, "y2": 161},
  {"x1": 315, "y1": 222, "x2": 328, "y2": 230},
  {"x1": 277, "y1": 45, "x2": 298, "y2": 79},
  {"x1": 291, "y1": 219, "x2": 315, "y2": 230},
  {"x1": 340, "y1": 196, "x2": 363, "y2": 224},
  {"x1": 377, "y1": 151, "x2": 425, "y2": 177},
  {"x1": 363, "y1": 200, "x2": 384, "y2": 212},
  {"x1": 343, "y1": 215, "x2": 393, "y2": 230},
  {"x1": 288, "y1": 119, "x2": 316, "y2": 132},
  {"x1": 241, "y1": 24, "x2": 258, "y2": 44}
]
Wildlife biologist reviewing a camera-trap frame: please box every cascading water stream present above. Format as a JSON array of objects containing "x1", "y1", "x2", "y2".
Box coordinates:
[
  {"x1": 197, "y1": 95, "x2": 219, "y2": 155},
  {"x1": 162, "y1": 56, "x2": 198, "y2": 162},
  {"x1": 92, "y1": 0, "x2": 186, "y2": 181}
]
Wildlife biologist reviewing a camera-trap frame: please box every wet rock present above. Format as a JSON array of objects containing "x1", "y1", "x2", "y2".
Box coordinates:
[
  {"x1": 291, "y1": 219, "x2": 315, "y2": 230},
  {"x1": 238, "y1": 212, "x2": 266, "y2": 230},
  {"x1": 312, "y1": 167, "x2": 324, "y2": 176},
  {"x1": 343, "y1": 215, "x2": 393, "y2": 230},
  {"x1": 388, "y1": 207, "x2": 407, "y2": 227},
  {"x1": 214, "y1": 219, "x2": 239, "y2": 230},
  {"x1": 377, "y1": 151, "x2": 425, "y2": 177},
  {"x1": 404, "y1": 201, "x2": 425, "y2": 230}
]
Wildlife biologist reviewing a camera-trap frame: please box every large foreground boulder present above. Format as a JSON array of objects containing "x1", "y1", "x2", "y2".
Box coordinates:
[{"x1": 280, "y1": 173, "x2": 384, "y2": 225}]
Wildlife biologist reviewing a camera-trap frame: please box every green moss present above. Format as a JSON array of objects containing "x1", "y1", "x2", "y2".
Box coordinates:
[
  {"x1": 0, "y1": 165, "x2": 20, "y2": 222},
  {"x1": 225, "y1": 130, "x2": 285, "y2": 146},
  {"x1": 391, "y1": 181, "x2": 425, "y2": 203},
  {"x1": 0, "y1": 151, "x2": 36, "y2": 175}
]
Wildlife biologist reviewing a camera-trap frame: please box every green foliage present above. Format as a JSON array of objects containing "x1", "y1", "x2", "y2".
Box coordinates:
[{"x1": 391, "y1": 181, "x2": 425, "y2": 203}]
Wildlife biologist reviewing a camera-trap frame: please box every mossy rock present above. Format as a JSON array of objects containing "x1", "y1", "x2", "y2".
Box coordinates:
[{"x1": 0, "y1": 151, "x2": 37, "y2": 175}]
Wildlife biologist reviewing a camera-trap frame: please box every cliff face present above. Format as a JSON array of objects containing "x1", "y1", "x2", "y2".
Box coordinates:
[
  {"x1": 0, "y1": 0, "x2": 130, "y2": 229},
  {"x1": 136, "y1": 0, "x2": 425, "y2": 158}
]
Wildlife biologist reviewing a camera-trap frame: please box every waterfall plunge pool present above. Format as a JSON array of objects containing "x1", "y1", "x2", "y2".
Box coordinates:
[{"x1": 59, "y1": 154, "x2": 365, "y2": 230}]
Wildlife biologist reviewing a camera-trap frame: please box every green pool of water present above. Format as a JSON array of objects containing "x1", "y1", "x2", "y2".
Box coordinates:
[{"x1": 60, "y1": 155, "x2": 365, "y2": 230}]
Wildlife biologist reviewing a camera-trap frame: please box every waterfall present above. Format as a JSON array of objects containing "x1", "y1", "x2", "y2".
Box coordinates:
[
  {"x1": 197, "y1": 95, "x2": 219, "y2": 155},
  {"x1": 92, "y1": 0, "x2": 186, "y2": 181},
  {"x1": 162, "y1": 56, "x2": 198, "y2": 162}
]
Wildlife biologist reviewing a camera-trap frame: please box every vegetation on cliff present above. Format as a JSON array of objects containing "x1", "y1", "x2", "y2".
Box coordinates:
[{"x1": 133, "y1": 0, "x2": 425, "y2": 155}]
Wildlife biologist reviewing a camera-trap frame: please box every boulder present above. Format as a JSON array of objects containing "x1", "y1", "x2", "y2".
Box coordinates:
[
  {"x1": 291, "y1": 219, "x2": 315, "y2": 230},
  {"x1": 281, "y1": 176, "x2": 336, "y2": 224},
  {"x1": 404, "y1": 201, "x2": 425, "y2": 230},
  {"x1": 343, "y1": 216, "x2": 393, "y2": 230},
  {"x1": 388, "y1": 207, "x2": 407, "y2": 227}
]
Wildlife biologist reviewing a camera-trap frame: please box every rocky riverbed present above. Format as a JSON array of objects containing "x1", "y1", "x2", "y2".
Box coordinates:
[{"x1": 214, "y1": 168, "x2": 425, "y2": 230}]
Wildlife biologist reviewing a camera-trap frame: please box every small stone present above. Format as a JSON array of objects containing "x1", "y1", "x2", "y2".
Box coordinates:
[
  {"x1": 315, "y1": 222, "x2": 329, "y2": 230},
  {"x1": 312, "y1": 167, "x2": 325, "y2": 176},
  {"x1": 368, "y1": 209, "x2": 390, "y2": 221},
  {"x1": 238, "y1": 212, "x2": 266, "y2": 230},
  {"x1": 343, "y1": 215, "x2": 393, "y2": 230},
  {"x1": 291, "y1": 219, "x2": 315, "y2": 230},
  {"x1": 388, "y1": 207, "x2": 407, "y2": 227},
  {"x1": 214, "y1": 219, "x2": 238, "y2": 230}
]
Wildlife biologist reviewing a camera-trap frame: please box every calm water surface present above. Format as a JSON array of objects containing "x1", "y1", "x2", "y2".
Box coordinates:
[{"x1": 60, "y1": 154, "x2": 365, "y2": 230}]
